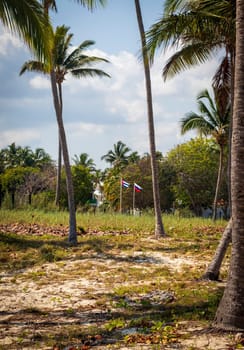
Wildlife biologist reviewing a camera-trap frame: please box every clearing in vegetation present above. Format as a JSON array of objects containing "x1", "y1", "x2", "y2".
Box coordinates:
[{"x1": 0, "y1": 210, "x2": 243, "y2": 349}]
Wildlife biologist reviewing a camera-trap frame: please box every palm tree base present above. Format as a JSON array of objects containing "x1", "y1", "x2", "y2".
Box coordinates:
[{"x1": 201, "y1": 271, "x2": 220, "y2": 281}]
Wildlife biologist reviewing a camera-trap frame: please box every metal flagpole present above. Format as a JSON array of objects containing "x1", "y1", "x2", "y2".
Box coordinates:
[
  {"x1": 133, "y1": 183, "x2": 135, "y2": 215},
  {"x1": 120, "y1": 177, "x2": 122, "y2": 213}
]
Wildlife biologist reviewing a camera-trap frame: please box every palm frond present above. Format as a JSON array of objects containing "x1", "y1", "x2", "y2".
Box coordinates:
[
  {"x1": 70, "y1": 68, "x2": 110, "y2": 79},
  {"x1": 74, "y1": 0, "x2": 107, "y2": 10},
  {"x1": 163, "y1": 43, "x2": 215, "y2": 80},
  {"x1": 180, "y1": 112, "x2": 213, "y2": 135},
  {"x1": 19, "y1": 60, "x2": 48, "y2": 75},
  {"x1": 0, "y1": 0, "x2": 52, "y2": 61}
]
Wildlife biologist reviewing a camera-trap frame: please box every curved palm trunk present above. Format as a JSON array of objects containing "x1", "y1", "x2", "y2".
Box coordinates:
[
  {"x1": 202, "y1": 219, "x2": 232, "y2": 280},
  {"x1": 134, "y1": 0, "x2": 165, "y2": 238},
  {"x1": 55, "y1": 82, "x2": 63, "y2": 208},
  {"x1": 212, "y1": 144, "x2": 225, "y2": 220},
  {"x1": 215, "y1": 0, "x2": 244, "y2": 330},
  {"x1": 50, "y1": 69, "x2": 77, "y2": 244}
]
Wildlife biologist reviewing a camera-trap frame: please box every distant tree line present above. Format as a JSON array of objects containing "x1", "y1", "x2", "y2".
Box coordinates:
[{"x1": 0, "y1": 138, "x2": 228, "y2": 217}]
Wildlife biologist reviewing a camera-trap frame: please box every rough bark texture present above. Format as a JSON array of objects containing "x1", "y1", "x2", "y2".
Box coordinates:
[
  {"x1": 212, "y1": 145, "x2": 225, "y2": 221},
  {"x1": 134, "y1": 0, "x2": 165, "y2": 238},
  {"x1": 50, "y1": 70, "x2": 77, "y2": 245},
  {"x1": 202, "y1": 219, "x2": 232, "y2": 281},
  {"x1": 214, "y1": 0, "x2": 244, "y2": 330}
]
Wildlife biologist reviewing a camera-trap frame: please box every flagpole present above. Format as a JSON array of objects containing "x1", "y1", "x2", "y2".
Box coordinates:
[
  {"x1": 133, "y1": 183, "x2": 135, "y2": 215},
  {"x1": 120, "y1": 177, "x2": 122, "y2": 213}
]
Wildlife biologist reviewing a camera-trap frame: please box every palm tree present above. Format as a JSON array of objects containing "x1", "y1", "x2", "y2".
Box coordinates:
[
  {"x1": 134, "y1": 0, "x2": 166, "y2": 238},
  {"x1": 20, "y1": 25, "x2": 109, "y2": 244},
  {"x1": 101, "y1": 141, "x2": 131, "y2": 169},
  {"x1": 145, "y1": 0, "x2": 235, "y2": 87},
  {"x1": 41, "y1": 0, "x2": 106, "y2": 210},
  {"x1": 214, "y1": 0, "x2": 244, "y2": 330},
  {"x1": 0, "y1": 0, "x2": 51, "y2": 60},
  {"x1": 181, "y1": 88, "x2": 230, "y2": 220},
  {"x1": 3, "y1": 143, "x2": 22, "y2": 168},
  {"x1": 73, "y1": 153, "x2": 96, "y2": 172},
  {"x1": 128, "y1": 151, "x2": 140, "y2": 164},
  {"x1": 145, "y1": 0, "x2": 235, "y2": 277}
]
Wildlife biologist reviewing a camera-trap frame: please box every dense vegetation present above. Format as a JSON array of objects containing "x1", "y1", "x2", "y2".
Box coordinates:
[{"x1": 0, "y1": 138, "x2": 228, "y2": 217}]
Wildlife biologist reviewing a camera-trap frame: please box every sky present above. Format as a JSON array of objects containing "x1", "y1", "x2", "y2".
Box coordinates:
[{"x1": 0, "y1": 0, "x2": 220, "y2": 170}]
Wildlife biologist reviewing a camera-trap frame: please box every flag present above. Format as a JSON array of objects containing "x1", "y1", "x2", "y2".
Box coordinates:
[
  {"x1": 134, "y1": 183, "x2": 143, "y2": 192},
  {"x1": 121, "y1": 179, "x2": 130, "y2": 188}
]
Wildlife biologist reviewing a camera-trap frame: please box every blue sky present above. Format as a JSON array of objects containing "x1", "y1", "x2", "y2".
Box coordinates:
[{"x1": 0, "y1": 0, "x2": 219, "y2": 169}]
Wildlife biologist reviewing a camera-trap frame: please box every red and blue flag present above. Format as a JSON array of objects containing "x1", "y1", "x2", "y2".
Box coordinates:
[
  {"x1": 134, "y1": 183, "x2": 143, "y2": 192},
  {"x1": 121, "y1": 179, "x2": 130, "y2": 188}
]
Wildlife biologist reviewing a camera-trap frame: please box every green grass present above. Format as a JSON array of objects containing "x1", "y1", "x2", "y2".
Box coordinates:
[{"x1": 0, "y1": 209, "x2": 233, "y2": 350}]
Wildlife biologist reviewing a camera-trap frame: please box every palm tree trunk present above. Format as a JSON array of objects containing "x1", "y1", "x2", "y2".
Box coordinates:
[
  {"x1": 212, "y1": 144, "x2": 224, "y2": 220},
  {"x1": 227, "y1": 52, "x2": 235, "y2": 218},
  {"x1": 50, "y1": 69, "x2": 77, "y2": 245},
  {"x1": 55, "y1": 139, "x2": 62, "y2": 207},
  {"x1": 215, "y1": 0, "x2": 244, "y2": 330},
  {"x1": 201, "y1": 219, "x2": 232, "y2": 281},
  {"x1": 55, "y1": 82, "x2": 63, "y2": 208},
  {"x1": 134, "y1": 0, "x2": 165, "y2": 238}
]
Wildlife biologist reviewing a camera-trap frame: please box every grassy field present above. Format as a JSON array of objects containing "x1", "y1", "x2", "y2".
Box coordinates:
[{"x1": 0, "y1": 210, "x2": 241, "y2": 349}]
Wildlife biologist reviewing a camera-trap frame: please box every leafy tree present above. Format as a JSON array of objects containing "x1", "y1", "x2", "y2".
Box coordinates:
[
  {"x1": 59, "y1": 165, "x2": 93, "y2": 209},
  {"x1": 19, "y1": 166, "x2": 55, "y2": 206},
  {"x1": 214, "y1": 0, "x2": 244, "y2": 330},
  {"x1": 102, "y1": 167, "x2": 121, "y2": 211},
  {"x1": 181, "y1": 88, "x2": 230, "y2": 220},
  {"x1": 1, "y1": 167, "x2": 30, "y2": 208},
  {"x1": 134, "y1": 0, "x2": 165, "y2": 237},
  {"x1": 167, "y1": 138, "x2": 227, "y2": 215}
]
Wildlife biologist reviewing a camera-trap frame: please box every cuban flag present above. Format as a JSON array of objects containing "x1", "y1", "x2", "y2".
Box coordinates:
[
  {"x1": 134, "y1": 183, "x2": 143, "y2": 192},
  {"x1": 121, "y1": 179, "x2": 130, "y2": 188}
]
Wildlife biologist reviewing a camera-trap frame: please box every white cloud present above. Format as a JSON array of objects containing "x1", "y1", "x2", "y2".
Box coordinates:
[
  {"x1": 0, "y1": 28, "x2": 24, "y2": 56},
  {"x1": 29, "y1": 75, "x2": 50, "y2": 90},
  {"x1": 0, "y1": 129, "x2": 41, "y2": 148},
  {"x1": 67, "y1": 122, "x2": 105, "y2": 136}
]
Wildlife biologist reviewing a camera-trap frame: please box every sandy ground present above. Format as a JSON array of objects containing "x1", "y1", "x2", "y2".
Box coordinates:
[{"x1": 0, "y1": 228, "x2": 242, "y2": 349}]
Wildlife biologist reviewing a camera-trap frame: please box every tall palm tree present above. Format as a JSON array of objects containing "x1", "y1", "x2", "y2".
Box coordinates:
[
  {"x1": 214, "y1": 0, "x2": 244, "y2": 330},
  {"x1": 181, "y1": 88, "x2": 230, "y2": 220},
  {"x1": 73, "y1": 153, "x2": 96, "y2": 172},
  {"x1": 41, "y1": 0, "x2": 106, "y2": 209},
  {"x1": 0, "y1": 0, "x2": 51, "y2": 60},
  {"x1": 145, "y1": 0, "x2": 235, "y2": 278},
  {"x1": 134, "y1": 0, "x2": 165, "y2": 238},
  {"x1": 20, "y1": 25, "x2": 109, "y2": 244},
  {"x1": 101, "y1": 141, "x2": 131, "y2": 169}
]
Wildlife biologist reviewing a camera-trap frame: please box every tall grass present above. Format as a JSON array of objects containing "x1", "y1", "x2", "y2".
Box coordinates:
[{"x1": 0, "y1": 208, "x2": 226, "y2": 234}]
